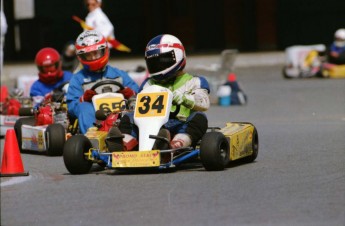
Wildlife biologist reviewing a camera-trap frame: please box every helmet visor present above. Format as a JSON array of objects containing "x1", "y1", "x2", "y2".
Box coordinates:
[
  {"x1": 78, "y1": 49, "x2": 105, "y2": 61},
  {"x1": 146, "y1": 50, "x2": 176, "y2": 74},
  {"x1": 37, "y1": 62, "x2": 60, "y2": 73}
]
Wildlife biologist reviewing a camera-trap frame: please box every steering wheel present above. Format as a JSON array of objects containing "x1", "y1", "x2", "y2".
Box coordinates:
[
  {"x1": 50, "y1": 81, "x2": 70, "y2": 102},
  {"x1": 90, "y1": 80, "x2": 125, "y2": 93}
]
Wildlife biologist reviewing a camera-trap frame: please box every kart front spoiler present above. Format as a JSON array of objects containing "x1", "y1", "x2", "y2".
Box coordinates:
[{"x1": 89, "y1": 148, "x2": 199, "y2": 170}]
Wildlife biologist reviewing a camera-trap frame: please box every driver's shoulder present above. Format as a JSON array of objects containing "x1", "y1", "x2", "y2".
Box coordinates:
[{"x1": 105, "y1": 66, "x2": 131, "y2": 79}]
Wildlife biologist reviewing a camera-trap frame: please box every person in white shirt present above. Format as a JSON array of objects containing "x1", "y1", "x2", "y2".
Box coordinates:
[
  {"x1": 1, "y1": 9, "x2": 8, "y2": 75},
  {"x1": 85, "y1": 0, "x2": 115, "y2": 47}
]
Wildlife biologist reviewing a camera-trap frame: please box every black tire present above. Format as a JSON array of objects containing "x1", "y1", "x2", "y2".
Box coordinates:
[
  {"x1": 63, "y1": 135, "x2": 92, "y2": 174},
  {"x1": 46, "y1": 124, "x2": 66, "y2": 156},
  {"x1": 14, "y1": 116, "x2": 36, "y2": 151},
  {"x1": 282, "y1": 67, "x2": 291, "y2": 79},
  {"x1": 200, "y1": 132, "x2": 229, "y2": 171},
  {"x1": 19, "y1": 107, "x2": 34, "y2": 116},
  {"x1": 241, "y1": 127, "x2": 259, "y2": 163}
]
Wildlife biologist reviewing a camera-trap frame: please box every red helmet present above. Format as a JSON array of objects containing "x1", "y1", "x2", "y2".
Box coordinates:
[
  {"x1": 75, "y1": 30, "x2": 109, "y2": 72},
  {"x1": 35, "y1": 47, "x2": 63, "y2": 85}
]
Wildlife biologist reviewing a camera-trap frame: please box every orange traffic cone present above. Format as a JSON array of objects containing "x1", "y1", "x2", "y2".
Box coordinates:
[{"x1": 0, "y1": 129, "x2": 29, "y2": 177}]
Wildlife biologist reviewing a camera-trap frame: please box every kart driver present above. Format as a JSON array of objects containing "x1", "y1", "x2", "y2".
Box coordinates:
[
  {"x1": 328, "y1": 28, "x2": 345, "y2": 65},
  {"x1": 110, "y1": 34, "x2": 210, "y2": 151},
  {"x1": 30, "y1": 47, "x2": 73, "y2": 107},
  {"x1": 66, "y1": 30, "x2": 139, "y2": 134}
]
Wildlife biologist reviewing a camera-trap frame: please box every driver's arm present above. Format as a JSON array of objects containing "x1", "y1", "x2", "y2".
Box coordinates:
[
  {"x1": 66, "y1": 75, "x2": 85, "y2": 118},
  {"x1": 172, "y1": 76, "x2": 210, "y2": 111},
  {"x1": 191, "y1": 88, "x2": 210, "y2": 111}
]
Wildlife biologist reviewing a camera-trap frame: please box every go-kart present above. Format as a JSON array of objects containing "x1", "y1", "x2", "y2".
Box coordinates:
[
  {"x1": 282, "y1": 44, "x2": 345, "y2": 79},
  {"x1": 14, "y1": 83, "x2": 70, "y2": 156},
  {"x1": 63, "y1": 85, "x2": 259, "y2": 174},
  {"x1": 0, "y1": 86, "x2": 32, "y2": 137},
  {"x1": 282, "y1": 44, "x2": 326, "y2": 79}
]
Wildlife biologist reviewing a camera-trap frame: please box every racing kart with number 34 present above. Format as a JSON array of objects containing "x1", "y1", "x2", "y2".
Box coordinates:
[{"x1": 63, "y1": 85, "x2": 259, "y2": 174}]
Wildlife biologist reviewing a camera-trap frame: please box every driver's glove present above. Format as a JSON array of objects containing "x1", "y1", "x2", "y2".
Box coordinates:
[
  {"x1": 127, "y1": 96, "x2": 136, "y2": 111},
  {"x1": 81, "y1": 89, "x2": 97, "y2": 102},
  {"x1": 118, "y1": 87, "x2": 136, "y2": 99},
  {"x1": 44, "y1": 92, "x2": 53, "y2": 102},
  {"x1": 172, "y1": 90, "x2": 195, "y2": 109}
]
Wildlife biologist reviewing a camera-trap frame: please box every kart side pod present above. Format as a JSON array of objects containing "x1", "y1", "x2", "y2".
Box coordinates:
[
  {"x1": 85, "y1": 128, "x2": 108, "y2": 151},
  {"x1": 221, "y1": 122, "x2": 258, "y2": 161},
  {"x1": 200, "y1": 122, "x2": 258, "y2": 171}
]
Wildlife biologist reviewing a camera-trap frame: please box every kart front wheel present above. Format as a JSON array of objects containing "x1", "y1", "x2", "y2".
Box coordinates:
[
  {"x1": 200, "y1": 132, "x2": 229, "y2": 171},
  {"x1": 14, "y1": 116, "x2": 36, "y2": 152},
  {"x1": 46, "y1": 124, "x2": 66, "y2": 156},
  {"x1": 63, "y1": 135, "x2": 92, "y2": 174}
]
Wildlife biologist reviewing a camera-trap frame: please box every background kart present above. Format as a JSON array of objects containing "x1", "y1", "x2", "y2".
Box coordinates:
[
  {"x1": 282, "y1": 44, "x2": 326, "y2": 78},
  {"x1": 63, "y1": 85, "x2": 259, "y2": 174},
  {"x1": 14, "y1": 83, "x2": 69, "y2": 156},
  {"x1": 0, "y1": 85, "x2": 32, "y2": 137},
  {"x1": 282, "y1": 44, "x2": 345, "y2": 79}
]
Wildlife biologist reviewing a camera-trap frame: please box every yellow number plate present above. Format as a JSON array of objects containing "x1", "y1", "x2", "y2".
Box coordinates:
[
  {"x1": 134, "y1": 92, "x2": 168, "y2": 118},
  {"x1": 94, "y1": 97, "x2": 125, "y2": 111},
  {"x1": 112, "y1": 150, "x2": 160, "y2": 167}
]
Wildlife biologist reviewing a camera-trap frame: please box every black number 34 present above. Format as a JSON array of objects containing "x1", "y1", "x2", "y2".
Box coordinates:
[{"x1": 138, "y1": 95, "x2": 164, "y2": 114}]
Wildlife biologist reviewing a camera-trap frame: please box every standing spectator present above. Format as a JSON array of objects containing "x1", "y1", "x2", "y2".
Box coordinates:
[
  {"x1": 84, "y1": 0, "x2": 115, "y2": 48},
  {"x1": 0, "y1": 8, "x2": 7, "y2": 75}
]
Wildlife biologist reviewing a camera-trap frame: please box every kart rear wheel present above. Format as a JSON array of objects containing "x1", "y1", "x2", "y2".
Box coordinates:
[
  {"x1": 14, "y1": 116, "x2": 36, "y2": 152},
  {"x1": 241, "y1": 127, "x2": 259, "y2": 163},
  {"x1": 200, "y1": 132, "x2": 229, "y2": 171},
  {"x1": 46, "y1": 124, "x2": 66, "y2": 156},
  {"x1": 63, "y1": 135, "x2": 93, "y2": 174}
]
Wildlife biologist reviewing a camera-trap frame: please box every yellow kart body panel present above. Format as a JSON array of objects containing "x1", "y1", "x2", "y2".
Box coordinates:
[
  {"x1": 85, "y1": 128, "x2": 108, "y2": 152},
  {"x1": 112, "y1": 150, "x2": 160, "y2": 167},
  {"x1": 220, "y1": 122, "x2": 256, "y2": 161},
  {"x1": 322, "y1": 64, "x2": 345, "y2": 78}
]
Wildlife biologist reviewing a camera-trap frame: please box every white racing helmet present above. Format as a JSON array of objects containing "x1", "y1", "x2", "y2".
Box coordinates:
[
  {"x1": 334, "y1": 28, "x2": 345, "y2": 48},
  {"x1": 75, "y1": 30, "x2": 109, "y2": 71},
  {"x1": 145, "y1": 34, "x2": 186, "y2": 82}
]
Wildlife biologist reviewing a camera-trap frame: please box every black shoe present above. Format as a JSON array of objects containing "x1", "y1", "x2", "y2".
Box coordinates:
[
  {"x1": 152, "y1": 128, "x2": 171, "y2": 150},
  {"x1": 106, "y1": 126, "x2": 124, "y2": 152}
]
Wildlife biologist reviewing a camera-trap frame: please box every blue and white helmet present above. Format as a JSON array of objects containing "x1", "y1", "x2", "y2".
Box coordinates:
[{"x1": 145, "y1": 34, "x2": 186, "y2": 82}]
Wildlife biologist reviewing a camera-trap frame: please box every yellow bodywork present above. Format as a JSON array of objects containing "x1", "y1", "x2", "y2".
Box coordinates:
[
  {"x1": 85, "y1": 128, "x2": 108, "y2": 152},
  {"x1": 112, "y1": 150, "x2": 160, "y2": 167},
  {"x1": 322, "y1": 64, "x2": 345, "y2": 78},
  {"x1": 220, "y1": 122, "x2": 255, "y2": 161}
]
